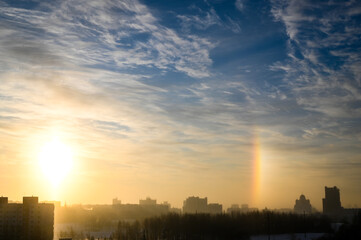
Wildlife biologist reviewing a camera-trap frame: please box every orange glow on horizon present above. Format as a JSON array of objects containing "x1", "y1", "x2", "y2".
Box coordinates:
[{"x1": 251, "y1": 129, "x2": 262, "y2": 206}]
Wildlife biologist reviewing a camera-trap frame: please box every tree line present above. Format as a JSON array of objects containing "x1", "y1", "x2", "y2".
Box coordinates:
[
  {"x1": 59, "y1": 210, "x2": 361, "y2": 239},
  {"x1": 112, "y1": 211, "x2": 332, "y2": 240}
]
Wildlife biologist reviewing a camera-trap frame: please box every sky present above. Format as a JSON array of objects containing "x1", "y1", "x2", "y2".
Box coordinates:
[{"x1": 1, "y1": 0, "x2": 361, "y2": 210}]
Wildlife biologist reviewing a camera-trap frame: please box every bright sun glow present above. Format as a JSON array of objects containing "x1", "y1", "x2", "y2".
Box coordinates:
[{"x1": 38, "y1": 139, "x2": 73, "y2": 186}]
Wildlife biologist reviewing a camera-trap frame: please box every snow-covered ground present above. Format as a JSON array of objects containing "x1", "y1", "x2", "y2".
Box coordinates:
[
  {"x1": 54, "y1": 223, "x2": 113, "y2": 240},
  {"x1": 250, "y1": 233, "x2": 325, "y2": 240}
]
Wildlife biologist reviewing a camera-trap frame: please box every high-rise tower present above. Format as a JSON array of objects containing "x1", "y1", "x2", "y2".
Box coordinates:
[{"x1": 322, "y1": 186, "x2": 343, "y2": 215}]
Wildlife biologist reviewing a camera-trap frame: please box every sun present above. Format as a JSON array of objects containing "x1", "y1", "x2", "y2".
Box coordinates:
[{"x1": 38, "y1": 139, "x2": 73, "y2": 186}]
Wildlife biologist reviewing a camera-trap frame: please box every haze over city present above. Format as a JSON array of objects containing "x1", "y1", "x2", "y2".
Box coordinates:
[{"x1": 1, "y1": 0, "x2": 361, "y2": 211}]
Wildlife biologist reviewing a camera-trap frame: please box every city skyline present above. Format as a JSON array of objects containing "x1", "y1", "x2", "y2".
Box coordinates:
[
  {"x1": 1, "y1": 0, "x2": 361, "y2": 210},
  {"x1": 1, "y1": 186, "x2": 359, "y2": 240},
  {"x1": 1, "y1": 185, "x2": 356, "y2": 211}
]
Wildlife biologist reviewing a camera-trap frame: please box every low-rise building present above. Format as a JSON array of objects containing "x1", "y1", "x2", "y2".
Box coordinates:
[
  {"x1": 207, "y1": 203, "x2": 222, "y2": 214},
  {"x1": 139, "y1": 197, "x2": 157, "y2": 206},
  {"x1": 183, "y1": 196, "x2": 223, "y2": 214}
]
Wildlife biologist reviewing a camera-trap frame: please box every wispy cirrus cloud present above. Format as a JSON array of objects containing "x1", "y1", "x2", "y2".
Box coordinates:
[
  {"x1": 264, "y1": 0, "x2": 361, "y2": 187},
  {"x1": 1, "y1": 0, "x2": 361, "y2": 207},
  {"x1": 177, "y1": 8, "x2": 222, "y2": 31},
  {"x1": 0, "y1": 0, "x2": 220, "y2": 155},
  {"x1": 271, "y1": 0, "x2": 361, "y2": 121},
  {"x1": 235, "y1": 0, "x2": 244, "y2": 12},
  {"x1": 177, "y1": 5, "x2": 242, "y2": 34},
  {"x1": 0, "y1": 0, "x2": 214, "y2": 78}
]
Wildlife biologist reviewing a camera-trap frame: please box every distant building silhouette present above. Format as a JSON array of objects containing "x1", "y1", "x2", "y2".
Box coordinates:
[
  {"x1": 112, "y1": 198, "x2": 122, "y2": 205},
  {"x1": 110, "y1": 197, "x2": 170, "y2": 219},
  {"x1": 0, "y1": 196, "x2": 54, "y2": 240},
  {"x1": 323, "y1": 186, "x2": 343, "y2": 215},
  {"x1": 161, "y1": 201, "x2": 171, "y2": 208},
  {"x1": 183, "y1": 196, "x2": 222, "y2": 214},
  {"x1": 183, "y1": 196, "x2": 208, "y2": 214},
  {"x1": 227, "y1": 204, "x2": 258, "y2": 214},
  {"x1": 169, "y1": 207, "x2": 182, "y2": 214},
  {"x1": 240, "y1": 204, "x2": 257, "y2": 212},
  {"x1": 0, "y1": 197, "x2": 7, "y2": 205},
  {"x1": 227, "y1": 204, "x2": 241, "y2": 214},
  {"x1": 139, "y1": 197, "x2": 156, "y2": 206},
  {"x1": 207, "y1": 203, "x2": 222, "y2": 214},
  {"x1": 294, "y1": 194, "x2": 312, "y2": 214}
]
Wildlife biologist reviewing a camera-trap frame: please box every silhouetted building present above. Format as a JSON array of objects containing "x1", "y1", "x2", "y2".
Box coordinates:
[
  {"x1": 227, "y1": 204, "x2": 241, "y2": 214},
  {"x1": 323, "y1": 186, "x2": 343, "y2": 215},
  {"x1": 0, "y1": 196, "x2": 54, "y2": 240},
  {"x1": 207, "y1": 203, "x2": 222, "y2": 214},
  {"x1": 162, "y1": 201, "x2": 171, "y2": 208},
  {"x1": 0, "y1": 197, "x2": 8, "y2": 205},
  {"x1": 170, "y1": 207, "x2": 182, "y2": 214},
  {"x1": 112, "y1": 198, "x2": 122, "y2": 205},
  {"x1": 183, "y1": 197, "x2": 223, "y2": 214},
  {"x1": 183, "y1": 196, "x2": 208, "y2": 214},
  {"x1": 227, "y1": 204, "x2": 258, "y2": 214},
  {"x1": 110, "y1": 197, "x2": 169, "y2": 219},
  {"x1": 294, "y1": 194, "x2": 312, "y2": 214},
  {"x1": 41, "y1": 200, "x2": 61, "y2": 209},
  {"x1": 139, "y1": 197, "x2": 156, "y2": 206}
]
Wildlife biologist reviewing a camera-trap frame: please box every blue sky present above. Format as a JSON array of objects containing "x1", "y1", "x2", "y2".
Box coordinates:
[{"x1": 1, "y1": 0, "x2": 361, "y2": 208}]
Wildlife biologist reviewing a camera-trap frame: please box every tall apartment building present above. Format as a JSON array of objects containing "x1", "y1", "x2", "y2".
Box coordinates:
[
  {"x1": 0, "y1": 196, "x2": 54, "y2": 240},
  {"x1": 322, "y1": 186, "x2": 343, "y2": 215}
]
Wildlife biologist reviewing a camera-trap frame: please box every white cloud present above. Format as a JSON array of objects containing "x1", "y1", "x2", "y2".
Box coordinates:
[
  {"x1": 0, "y1": 0, "x2": 214, "y2": 78},
  {"x1": 235, "y1": 0, "x2": 244, "y2": 12},
  {"x1": 178, "y1": 8, "x2": 222, "y2": 30},
  {"x1": 270, "y1": 0, "x2": 361, "y2": 122},
  {"x1": 271, "y1": 0, "x2": 315, "y2": 40}
]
